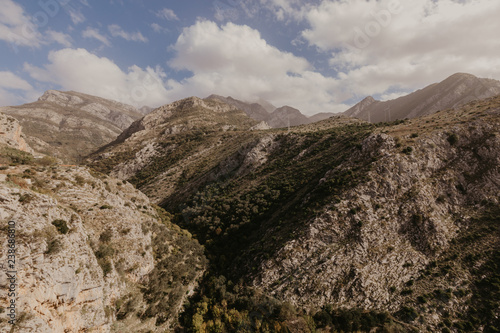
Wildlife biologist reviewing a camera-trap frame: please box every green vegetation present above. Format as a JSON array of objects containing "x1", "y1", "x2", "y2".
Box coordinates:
[{"x1": 51, "y1": 219, "x2": 69, "y2": 234}]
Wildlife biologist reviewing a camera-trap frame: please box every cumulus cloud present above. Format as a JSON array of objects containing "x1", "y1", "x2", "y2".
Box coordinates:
[
  {"x1": 0, "y1": 0, "x2": 43, "y2": 49},
  {"x1": 23, "y1": 48, "x2": 170, "y2": 107},
  {"x1": 167, "y1": 20, "x2": 347, "y2": 114},
  {"x1": 300, "y1": 0, "x2": 500, "y2": 97},
  {"x1": 157, "y1": 8, "x2": 179, "y2": 21},
  {"x1": 0, "y1": 71, "x2": 33, "y2": 90},
  {"x1": 82, "y1": 27, "x2": 110, "y2": 46},
  {"x1": 0, "y1": 71, "x2": 40, "y2": 106},
  {"x1": 108, "y1": 24, "x2": 148, "y2": 42}
]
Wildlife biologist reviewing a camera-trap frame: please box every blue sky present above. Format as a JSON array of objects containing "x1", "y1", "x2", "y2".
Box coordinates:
[{"x1": 1, "y1": 0, "x2": 500, "y2": 115}]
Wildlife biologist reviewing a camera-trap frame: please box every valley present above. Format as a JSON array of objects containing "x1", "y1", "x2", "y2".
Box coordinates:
[{"x1": 1, "y1": 77, "x2": 499, "y2": 332}]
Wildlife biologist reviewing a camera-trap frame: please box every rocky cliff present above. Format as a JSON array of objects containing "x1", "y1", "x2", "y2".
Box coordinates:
[
  {"x1": 0, "y1": 112, "x2": 206, "y2": 332},
  {"x1": 0, "y1": 112, "x2": 32, "y2": 154}
]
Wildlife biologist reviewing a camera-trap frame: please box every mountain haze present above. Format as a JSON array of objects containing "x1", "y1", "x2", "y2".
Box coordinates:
[{"x1": 345, "y1": 73, "x2": 500, "y2": 122}]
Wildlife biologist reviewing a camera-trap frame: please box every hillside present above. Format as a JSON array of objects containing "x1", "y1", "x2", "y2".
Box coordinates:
[
  {"x1": 345, "y1": 73, "x2": 500, "y2": 122},
  {"x1": 0, "y1": 90, "x2": 144, "y2": 163},
  {"x1": 88, "y1": 93, "x2": 500, "y2": 332},
  {"x1": 0, "y1": 113, "x2": 206, "y2": 332}
]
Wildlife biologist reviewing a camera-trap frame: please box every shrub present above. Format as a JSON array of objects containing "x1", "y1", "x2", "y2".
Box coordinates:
[
  {"x1": 447, "y1": 133, "x2": 459, "y2": 145},
  {"x1": 402, "y1": 146, "x2": 413, "y2": 155},
  {"x1": 52, "y1": 219, "x2": 69, "y2": 234}
]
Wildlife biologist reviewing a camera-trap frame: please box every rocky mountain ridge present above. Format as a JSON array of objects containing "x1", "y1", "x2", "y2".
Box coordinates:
[
  {"x1": 345, "y1": 73, "x2": 500, "y2": 122},
  {"x1": 0, "y1": 90, "x2": 144, "y2": 163}
]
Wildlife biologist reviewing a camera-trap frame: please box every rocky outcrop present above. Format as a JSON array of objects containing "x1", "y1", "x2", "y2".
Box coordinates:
[
  {"x1": 0, "y1": 162, "x2": 205, "y2": 331},
  {"x1": 0, "y1": 112, "x2": 32, "y2": 153},
  {"x1": 254, "y1": 102, "x2": 500, "y2": 319}
]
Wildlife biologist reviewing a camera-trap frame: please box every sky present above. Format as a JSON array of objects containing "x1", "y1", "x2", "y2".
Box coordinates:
[{"x1": 1, "y1": 0, "x2": 500, "y2": 115}]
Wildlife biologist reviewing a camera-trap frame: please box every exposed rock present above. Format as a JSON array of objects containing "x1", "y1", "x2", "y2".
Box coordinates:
[
  {"x1": 0, "y1": 112, "x2": 32, "y2": 153},
  {"x1": 0, "y1": 90, "x2": 143, "y2": 162}
]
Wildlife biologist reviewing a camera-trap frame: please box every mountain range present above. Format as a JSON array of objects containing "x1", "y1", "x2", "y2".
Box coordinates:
[
  {"x1": 0, "y1": 90, "x2": 144, "y2": 163},
  {"x1": 1, "y1": 73, "x2": 499, "y2": 332},
  {"x1": 345, "y1": 73, "x2": 500, "y2": 122}
]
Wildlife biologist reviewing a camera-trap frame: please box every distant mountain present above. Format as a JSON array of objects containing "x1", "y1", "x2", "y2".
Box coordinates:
[
  {"x1": 138, "y1": 105, "x2": 154, "y2": 115},
  {"x1": 308, "y1": 112, "x2": 336, "y2": 123},
  {"x1": 0, "y1": 90, "x2": 143, "y2": 162},
  {"x1": 205, "y1": 95, "x2": 336, "y2": 128},
  {"x1": 267, "y1": 105, "x2": 311, "y2": 128},
  {"x1": 345, "y1": 73, "x2": 500, "y2": 122},
  {"x1": 206, "y1": 95, "x2": 271, "y2": 122}
]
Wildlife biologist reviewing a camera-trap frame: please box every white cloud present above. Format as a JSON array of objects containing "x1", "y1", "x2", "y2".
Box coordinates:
[
  {"x1": 82, "y1": 27, "x2": 110, "y2": 46},
  {"x1": 0, "y1": 71, "x2": 33, "y2": 90},
  {"x1": 68, "y1": 8, "x2": 85, "y2": 25},
  {"x1": 259, "y1": 0, "x2": 308, "y2": 21},
  {"x1": 167, "y1": 21, "x2": 348, "y2": 114},
  {"x1": 24, "y1": 48, "x2": 170, "y2": 107},
  {"x1": 46, "y1": 29, "x2": 72, "y2": 47},
  {"x1": 0, "y1": 71, "x2": 40, "y2": 106},
  {"x1": 0, "y1": 0, "x2": 43, "y2": 49},
  {"x1": 108, "y1": 24, "x2": 148, "y2": 42},
  {"x1": 157, "y1": 8, "x2": 179, "y2": 21},
  {"x1": 151, "y1": 23, "x2": 168, "y2": 34},
  {"x1": 300, "y1": 0, "x2": 500, "y2": 97}
]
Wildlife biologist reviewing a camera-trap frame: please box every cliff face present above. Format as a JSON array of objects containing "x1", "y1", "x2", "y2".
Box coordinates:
[
  {"x1": 0, "y1": 165, "x2": 206, "y2": 332},
  {"x1": 0, "y1": 145, "x2": 206, "y2": 331},
  {"x1": 0, "y1": 112, "x2": 32, "y2": 154}
]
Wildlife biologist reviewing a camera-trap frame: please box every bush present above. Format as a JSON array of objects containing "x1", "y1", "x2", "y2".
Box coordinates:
[
  {"x1": 447, "y1": 133, "x2": 459, "y2": 145},
  {"x1": 402, "y1": 146, "x2": 413, "y2": 155},
  {"x1": 52, "y1": 219, "x2": 69, "y2": 234}
]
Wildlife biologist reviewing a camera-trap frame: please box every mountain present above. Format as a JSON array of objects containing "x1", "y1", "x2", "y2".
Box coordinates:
[
  {"x1": 267, "y1": 105, "x2": 311, "y2": 128},
  {"x1": 87, "y1": 92, "x2": 500, "y2": 332},
  {"x1": 308, "y1": 112, "x2": 336, "y2": 123},
  {"x1": 0, "y1": 114, "x2": 206, "y2": 332},
  {"x1": 345, "y1": 73, "x2": 500, "y2": 122},
  {"x1": 206, "y1": 94, "x2": 271, "y2": 122},
  {"x1": 206, "y1": 95, "x2": 330, "y2": 128},
  {"x1": 0, "y1": 90, "x2": 144, "y2": 163}
]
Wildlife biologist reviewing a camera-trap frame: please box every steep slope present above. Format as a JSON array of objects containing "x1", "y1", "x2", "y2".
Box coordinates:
[
  {"x1": 89, "y1": 94, "x2": 500, "y2": 332},
  {"x1": 88, "y1": 96, "x2": 259, "y2": 205},
  {"x1": 345, "y1": 73, "x2": 500, "y2": 122},
  {"x1": 0, "y1": 90, "x2": 143, "y2": 163},
  {"x1": 0, "y1": 116, "x2": 206, "y2": 332},
  {"x1": 0, "y1": 112, "x2": 32, "y2": 154}
]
